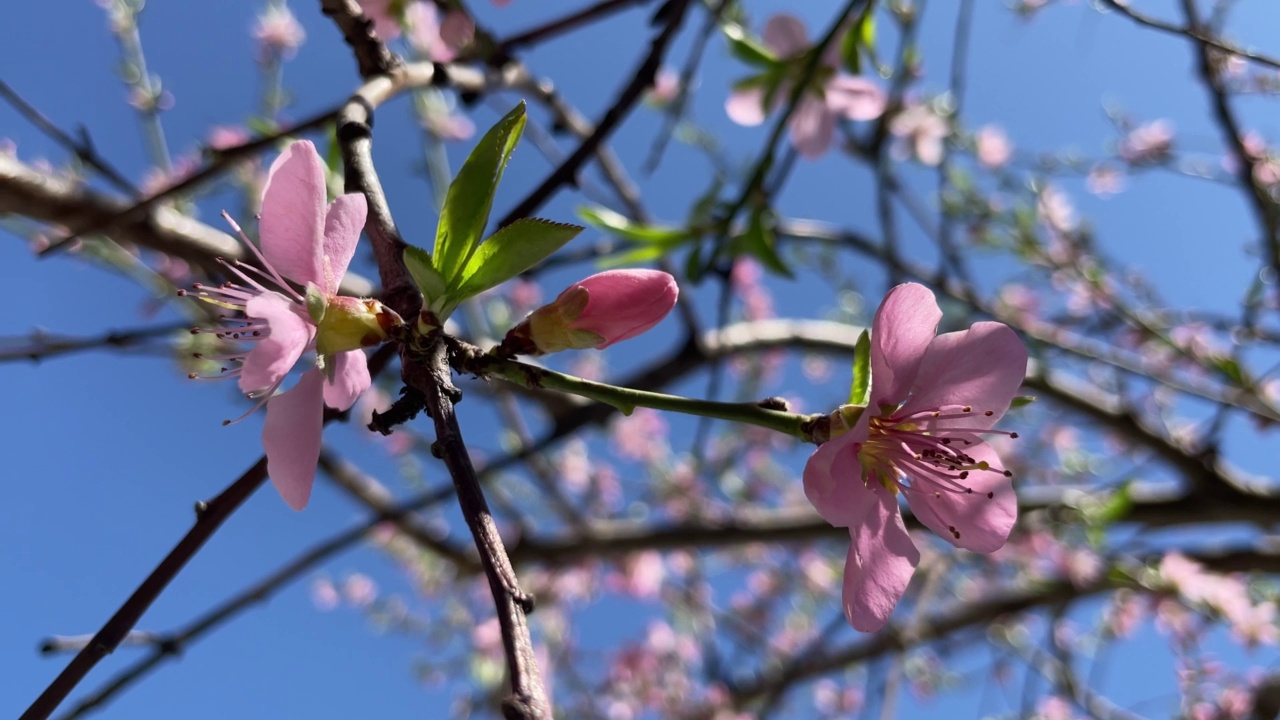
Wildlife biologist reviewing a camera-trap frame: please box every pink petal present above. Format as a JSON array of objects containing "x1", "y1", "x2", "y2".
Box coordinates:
[
  {"x1": 904, "y1": 440, "x2": 1017, "y2": 553},
  {"x1": 900, "y1": 321, "x2": 1028, "y2": 425},
  {"x1": 263, "y1": 369, "x2": 325, "y2": 511},
  {"x1": 321, "y1": 193, "x2": 367, "y2": 294},
  {"x1": 788, "y1": 96, "x2": 835, "y2": 159},
  {"x1": 825, "y1": 76, "x2": 887, "y2": 121},
  {"x1": 763, "y1": 13, "x2": 808, "y2": 56},
  {"x1": 726, "y1": 88, "x2": 767, "y2": 127},
  {"x1": 322, "y1": 349, "x2": 371, "y2": 411},
  {"x1": 870, "y1": 283, "x2": 942, "y2": 407},
  {"x1": 572, "y1": 269, "x2": 679, "y2": 348},
  {"x1": 803, "y1": 419, "x2": 877, "y2": 527},
  {"x1": 260, "y1": 141, "x2": 327, "y2": 287},
  {"x1": 842, "y1": 492, "x2": 920, "y2": 632},
  {"x1": 238, "y1": 292, "x2": 313, "y2": 394}
]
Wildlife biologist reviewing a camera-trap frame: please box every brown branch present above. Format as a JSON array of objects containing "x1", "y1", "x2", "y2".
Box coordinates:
[
  {"x1": 317, "y1": 0, "x2": 403, "y2": 79},
  {"x1": 416, "y1": 340, "x2": 549, "y2": 719},
  {"x1": 499, "y1": 0, "x2": 652, "y2": 54},
  {"x1": 1098, "y1": 0, "x2": 1280, "y2": 70},
  {"x1": 0, "y1": 322, "x2": 188, "y2": 364},
  {"x1": 497, "y1": 0, "x2": 693, "y2": 227}
]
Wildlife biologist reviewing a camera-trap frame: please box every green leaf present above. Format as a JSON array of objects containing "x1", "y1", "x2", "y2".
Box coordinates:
[
  {"x1": 1010, "y1": 395, "x2": 1037, "y2": 409},
  {"x1": 450, "y1": 219, "x2": 583, "y2": 304},
  {"x1": 736, "y1": 206, "x2": 792, "y2": 277},
  {"x1": 839, "y1": 26, "x2": 861, "y2": 75},
  {"x1": 578, "y1": 205, "x2": 691, "y2": 244},
  {"x1": 848, "y1": 329, "x2": 872, "y2": 406},
  {"x1": 434, "y1": 102, "x2": 528, "y2": 288},
  {"x1": 723, "y1": 23, "x2": 777, "y2": 68},
  {"x1": 1091, "y1": 482, "x2": 1134, "y2": 527},
  {"x1": 404, "y1": 245, "x2": 446, "y2": 304},
  {"x1": 1211, "y1": 356, "x2": 1245, "y2": 384}
]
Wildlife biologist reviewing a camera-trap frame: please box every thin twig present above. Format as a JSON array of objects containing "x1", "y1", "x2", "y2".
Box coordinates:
[{"x1": 19, "y1": 459, "x2": 269, "y2": 720}]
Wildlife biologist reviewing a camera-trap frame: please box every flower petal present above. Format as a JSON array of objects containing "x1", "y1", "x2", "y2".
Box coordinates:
[
  {"x1": 763, "y1": 13, "x2": 808, "y2": 57},
  {"x1": 870, "y1": 283, "x2": 942, "y2": 406},
  {"x1": 262, "y1": 369, "x2": 325, "y2": 511},
  {"x1": 803, "y1": 421, "x2": 879, "y2": 527},
  {"x1": 825, "y1": 76, "x2": 887, "y2": 121},
  {"x1": 238, "y1": 292, "x2": 313, "y2": 394},
  {"x1": 900, "y1": 321, "x2": 1028, "y2": 426},
  {"x1": 904, "y1": 440, "x2": 1017, "y2": 553},
  {"x1": 788, "y1": 96, "x2": 835, "y2": 159},
  {"x1": 321, "y1": 193, "x2": 368, "y2": 294},
  {"x1": 842, "y1": 492, "x2": 920, "y2": 632},
  {"x1": 260, "y1": 141, "x2": 327, "y2": 287},
  {"x1": 322, "y1": 349, "x2": 371, "y2": 411},
  {"x1": 726, "y1": 88, "x2": 767, "y2": 127}
]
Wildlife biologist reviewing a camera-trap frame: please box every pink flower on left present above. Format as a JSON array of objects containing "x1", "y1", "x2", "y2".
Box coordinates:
[{"x1": 183, "y1": 141, "x2": 400, "y2": 510}]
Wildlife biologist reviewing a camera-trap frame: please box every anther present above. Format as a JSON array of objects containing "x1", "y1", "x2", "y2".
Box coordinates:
[
  {"x1": 1003, "y1": 470, "x2": 1013, "y2": 477},
  {"x1": 962, "y1": 406, "x2": 972, "y2": 412},
  {"x1": 187, "y1": 373, "x2": 197, "y2": 379},
  {"x1": 984, "y1": 410, "x2": 994, "y2": 416},
  {"x1": 987, "y1": 491, "x2": 994, "y2": 499},
  {"x1": 1010, "y1": 432, "x2": 1019, "y2": 439}
]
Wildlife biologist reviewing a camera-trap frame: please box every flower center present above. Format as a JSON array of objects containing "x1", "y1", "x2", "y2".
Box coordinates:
[{"x1": 857, "y1": 403, "x2": 1018, "y2": 506}]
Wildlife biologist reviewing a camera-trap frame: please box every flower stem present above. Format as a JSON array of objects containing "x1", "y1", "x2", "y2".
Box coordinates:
[{"x1": 474, "y1": 353, "x2": 819, "y2": 441}]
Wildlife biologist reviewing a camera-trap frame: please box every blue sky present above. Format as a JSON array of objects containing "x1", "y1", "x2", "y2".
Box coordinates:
[{"x1": 5, "y1": 0, "x2": 1280, "y2": 718}]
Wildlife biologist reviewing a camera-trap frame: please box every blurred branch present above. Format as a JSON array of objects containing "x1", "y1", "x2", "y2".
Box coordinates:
[
  {"x1": 1099, "y1": 0, "x2": 1280, "y2": 70},
  {"x1": 497, "y1": 0, "x2": 693, "y2": 227},
  {"x1": 0, "y1": 79, "x2": 138, "y2": 196},
  {"x1": 0, "y1": 322, "x2": 187, "y2": 364},
  {"x1": 499, "y1": 0, "x2": 653, "y2": 54}
]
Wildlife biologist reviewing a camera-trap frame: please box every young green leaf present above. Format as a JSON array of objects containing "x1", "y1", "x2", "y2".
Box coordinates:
[
  {"x1": 449, "y1": 219, "x2": 583, "y2": 305},
  {"x1": 723, "y1": 23, "x2": 778, "y2": 68},
  {"x1": 404, "y1": 245, "x2": 446, "y2": 305},
  {"x1": 578, "y1": 205, "x2": 691, "y2": 244},
  {"x1": 736, "y1": 206, "x2": 792, "y2": 278},
  {"x1": 848, "y1": 329, "x2": 872, "y2": 406},
  {"x1": 434, "y1": 102, "x2": 528, "y2": 288}
]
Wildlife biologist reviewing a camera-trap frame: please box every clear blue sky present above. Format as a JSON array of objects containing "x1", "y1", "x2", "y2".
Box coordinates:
[{"x1": 4, "y1": 0, "x2": 1280, "y2": 717}]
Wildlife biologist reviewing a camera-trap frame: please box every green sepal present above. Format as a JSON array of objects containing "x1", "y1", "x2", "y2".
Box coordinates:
[
  {"x1": 404, "y1": 245, "x2": 447, "y2": 305},
  {"x1": 305, "y1": 282, "x2": 327, "y2": 325},
  {"x1": 848, "y1": 329, "x2": 872, "y2": 406},
  {"x1": 448, "y1": 219, "x2": 583, "y2": 310},
  {"x1": 1010, "y1": 395, "x2": 1037, "y2": 409},
  {"x1": 434, "y1": 102, "x2": 528, "y2": 288}
]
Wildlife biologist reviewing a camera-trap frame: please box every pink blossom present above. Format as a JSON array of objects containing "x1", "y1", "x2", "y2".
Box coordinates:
[
  {"x1": 803, "y1": 283, "x2": 1027, "y2": 631},
  {"x1": 310, "y1": 577, "x2": 339, "y2": 611},
  {"x1": 505, "y1": 269, "x2": 679, "y2": 355},
  {"x1": 1086, "y1": 164, "x2": 1127, "y2": 197},
  {"x1": 1118, "y1": 119, "x2": 1174, "y2": 164},
  {"x1": 645, "y1": 67, "x2": 681, "y2": 106},
  {"x1": 253, "y1": 5, "x2": 306, "y2": 60},
  {"x1": 405, "y1": 2, "x2": 473, "y2": 62},
  {"x1": 725, "y1": 14, "x2": 887, "y2": 159},
  {"x1": 341, "y1": 573, "x2": 378, "y2": 607},
  {"x1": 182, "y1": 141, "x2": 400, "y2": 510},
  {"x1": 890, "y1": 103, "x2": 949, "y2": 166},
  {"x1": 207, "y1": 125, "x2": 250, "y2": 151},
  {"x1": 358, "y1": 0, "x2": 400, "y2": 41},
  {"x1": 975, "y1": 125, "x2": 1012, "y2": 169}
]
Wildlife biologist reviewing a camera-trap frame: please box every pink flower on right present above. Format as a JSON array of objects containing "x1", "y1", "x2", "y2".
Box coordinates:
[
  {"x1": 726, "y1": 14, "x2": 886, "y2": 159},
  {"x1": 803, "y1": 283, "x2": 1027, "y2": 631}
]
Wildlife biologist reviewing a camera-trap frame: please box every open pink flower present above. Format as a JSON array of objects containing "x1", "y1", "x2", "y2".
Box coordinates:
[
  {"x1": 725, "y1": 14, "x2": 886, "y2": 159},
  {"x1": 500, "y1": 269, "x2": 679, "y2": 355},
  {"x1": 803, "y1": 283, "x2": 1026, "y2": 631},
  {"x1": 183, "y1": 141, "x2": 399, "y2": 510}
]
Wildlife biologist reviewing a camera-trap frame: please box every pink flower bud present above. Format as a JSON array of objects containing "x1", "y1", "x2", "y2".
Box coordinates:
[{"x1": 500, "y1": 269, "x2": 678, "y2": 356}]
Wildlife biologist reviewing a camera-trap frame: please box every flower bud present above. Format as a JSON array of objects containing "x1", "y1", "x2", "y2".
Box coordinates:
[
  {"x1": 315, "y1": 296, "x2": 401, "y2": 356},
  {"x1": 500, "y1": 269, "x2": 678, "y2": 356}
]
